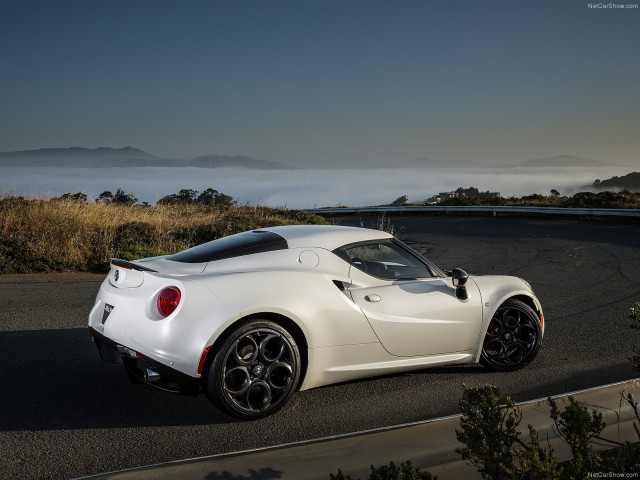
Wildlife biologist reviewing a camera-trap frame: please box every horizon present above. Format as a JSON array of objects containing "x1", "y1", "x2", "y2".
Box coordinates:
[
  {"x1": 1, "y1": 1, "x2": 639, "y2": 169},
  {"x1": 0, "y1": 145, "x2": 635, "y2": 169}
]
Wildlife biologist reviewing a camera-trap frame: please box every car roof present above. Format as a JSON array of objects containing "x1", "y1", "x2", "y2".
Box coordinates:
[{"x1": 260, "y1": 225, "x2": 393, "y2": 250}]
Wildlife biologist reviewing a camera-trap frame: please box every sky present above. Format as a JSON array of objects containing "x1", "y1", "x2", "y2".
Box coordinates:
[{"x1": 1, "y1": 0, "x2": 639, "y2": 168}]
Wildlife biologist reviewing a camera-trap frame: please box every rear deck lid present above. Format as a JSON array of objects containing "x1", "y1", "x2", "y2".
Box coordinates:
[{"x1": 108, "y1": 259, "x2": 152, "y2": 288}]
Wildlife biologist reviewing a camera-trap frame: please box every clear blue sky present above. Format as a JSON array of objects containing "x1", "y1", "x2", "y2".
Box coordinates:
[{"x1": 1, "y1": 0, "x2": 639, "y2": 167}]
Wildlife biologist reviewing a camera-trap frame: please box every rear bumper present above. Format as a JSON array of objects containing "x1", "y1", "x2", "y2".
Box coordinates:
[{"x1": 89, "y1": 327, "x2": 201, "y2": 395}]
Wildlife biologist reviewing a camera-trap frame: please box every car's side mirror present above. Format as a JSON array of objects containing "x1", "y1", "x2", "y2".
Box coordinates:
[{"x1": 452, "y1": 268, "x2": 469, "y2": 300}]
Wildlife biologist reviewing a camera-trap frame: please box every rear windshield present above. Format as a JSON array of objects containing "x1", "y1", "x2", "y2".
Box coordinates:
[{"x1": 168, "y1": 230, "x2": 288, "y2": 263}]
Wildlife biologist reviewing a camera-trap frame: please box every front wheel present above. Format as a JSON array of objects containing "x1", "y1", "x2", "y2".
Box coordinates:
[
  {"x1": 206, "y1": 320, "x2": 301, "y2": 419},
  {"x1": 480, "y1": 299, "x2": 542, "y2": 371}
]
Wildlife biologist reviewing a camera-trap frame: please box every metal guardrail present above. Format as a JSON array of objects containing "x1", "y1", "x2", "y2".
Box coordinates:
[{"x1": 305, "y1": 205, "x2": 640, "y2": 217}]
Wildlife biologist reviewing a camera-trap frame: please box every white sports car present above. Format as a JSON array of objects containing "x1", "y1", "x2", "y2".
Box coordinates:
[{"x1": 88, "y1": 225, "x2": 544, "y2": 419}]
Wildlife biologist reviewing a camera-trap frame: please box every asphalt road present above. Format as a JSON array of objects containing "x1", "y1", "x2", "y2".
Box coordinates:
[{"x1": 1, "y1": 215, "x2": 639, "y2": 479}]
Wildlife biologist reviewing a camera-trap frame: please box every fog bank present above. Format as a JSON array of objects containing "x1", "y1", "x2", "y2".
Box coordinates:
[{"x1": 0, "y1": 166, "x2": 629, "y2": 209}]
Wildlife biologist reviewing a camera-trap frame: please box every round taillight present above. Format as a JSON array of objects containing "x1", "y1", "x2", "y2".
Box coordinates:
[{"x1": 157, "y1": 287, "x2": 181, "y2": 317}]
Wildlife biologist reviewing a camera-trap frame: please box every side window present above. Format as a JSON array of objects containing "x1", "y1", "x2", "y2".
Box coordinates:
[{"x1": 339, "y1": 241, "x2": 434, "y2": 280}]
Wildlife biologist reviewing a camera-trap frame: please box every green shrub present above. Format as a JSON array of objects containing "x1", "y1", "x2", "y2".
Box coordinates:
[
  {"x1": 514, "y1": 426, "x2": 561, "y2": 480},
  {"x1": 330, "y1": 461, "x2": 435, "y2": 480},
  {"x1": 548, "y1": 396, "x2": 605, "y2": 477},
  {"x1": 456, "y1": 384, "x2": 563, "y2": 480},
  {"x1": 455, "y1": 384, "x2": 523, "y2": 479}
]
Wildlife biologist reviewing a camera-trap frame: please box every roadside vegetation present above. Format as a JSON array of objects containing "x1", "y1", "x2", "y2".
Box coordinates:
[
  {"x1": 387, "y1": 188, "x2": 640, "y2": 209},
  {"x1": 3, "y1": 186, "x2": 639, "y2": 275},
  {"x1": 0, "y1": 189, "x2": 327, "y2": 274},
  {"x1": 440, "y1": 189, "x2": 640, "y2": 209}
]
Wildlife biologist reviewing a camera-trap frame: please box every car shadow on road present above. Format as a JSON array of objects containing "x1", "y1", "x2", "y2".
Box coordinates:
[{"x1": 0, "y1": 327, "x2": 239, "y2": 431}]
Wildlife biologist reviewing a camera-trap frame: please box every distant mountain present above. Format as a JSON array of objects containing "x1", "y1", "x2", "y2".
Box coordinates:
[
  {"x1": 0, "y1": 147, "x2": 161, "y2": 168},
  {"x1": 402, "y1": 157, "x2": 482, "y2": 168},
  {"x1": 593, "y1": 172, "x2": 640, "y2": 191},
  {"x1": 0, "y1": 147, "x2": 293, "y2": 169},
  {"x1": 519, "y1": 155, "x2": 611, "y2": 168},
  {"x1": 114, "y1": 158, "x2": 189, "y2": 168},
  {"x1": 189, "y1": 154, "x2": 292, "y2": 169}
]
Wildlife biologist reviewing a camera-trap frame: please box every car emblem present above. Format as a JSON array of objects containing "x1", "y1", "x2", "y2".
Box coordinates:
[
  {"x1": 102, "y1": 303, "x2": 114, "y2": 324},
  {"x1": 114, "y1": 269, "x2": 120, "y2": 282}
]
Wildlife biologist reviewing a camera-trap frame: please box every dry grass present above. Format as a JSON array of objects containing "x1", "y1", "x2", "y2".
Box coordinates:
[{"x1": 0, "y1": 195, "x2": 327, "y2": 274}]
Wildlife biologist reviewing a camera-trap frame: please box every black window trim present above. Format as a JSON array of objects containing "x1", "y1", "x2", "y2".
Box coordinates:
[{"x1": 333, "y1": 239, "x2": 445, "y2": 281}]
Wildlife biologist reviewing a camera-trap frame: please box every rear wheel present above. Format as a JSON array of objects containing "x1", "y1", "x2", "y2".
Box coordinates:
[
  {"x1": 207, "y1": 320, "x2": 301, "y2": 419},
  {"x1": 480, "y1": 299, "x2": 542, "y2": 371}
]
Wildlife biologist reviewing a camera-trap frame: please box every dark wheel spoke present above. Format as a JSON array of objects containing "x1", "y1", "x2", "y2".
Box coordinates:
[
  {"x1": 259, "y1": 335, "x2": 285, "y2": 363},
  {"x1": 483, "y1": 339, "x2": 505, "y2": 359},
  {"x1": 500, "y1": 308, "x2": 521, "y2": 330},
  {"x1": 233, "y1": 336, "x2": 258, "y2": 366},
  {"x1": 266, "y1": 362, "x2": 293, "y2": 390},
  {"x1": 245, "y1": 381, "x2": 272, "y2": 411},
  {"x1": 223, "y1": 366, "x2": 251, "y2": 396}
]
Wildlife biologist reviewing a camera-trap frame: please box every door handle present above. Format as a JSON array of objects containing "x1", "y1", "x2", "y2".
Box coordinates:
[{"x1": 364, "y1": 294, "x2": 381, "y2": 303}]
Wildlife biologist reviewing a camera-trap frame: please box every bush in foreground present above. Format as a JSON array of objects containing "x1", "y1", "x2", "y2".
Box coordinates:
[
  {"x1": 330, "y1": 461, "x2": 436, "y2": 480},
  {"x1": 455, "y1": 384, "x2": 560, "y2": 480}
]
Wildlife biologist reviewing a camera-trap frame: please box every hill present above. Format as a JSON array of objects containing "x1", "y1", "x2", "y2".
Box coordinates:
[
  {"x1": 189, "y1": 154, "x2": 292, "y2": 169},
  {"x1": 0, "y1": 147, "x2": 161, "y2": 168},
  {"x1": 403, "y1": 157, "x2": 482, "y2": 168},
  {"x1": 0, "y1": 147, "x2": 292, "y2": 169},
  {"x1": 593, "y1": 172, "x2": 640, "y2": 191},
  {"x1": 519, "y1": 155, "x2": 610, "y2": 168}
]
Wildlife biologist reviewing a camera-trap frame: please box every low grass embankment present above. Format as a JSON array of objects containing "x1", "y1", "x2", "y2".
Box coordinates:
[{"x1": 0, "y1": 196, "x2": 327, "y2": 274}]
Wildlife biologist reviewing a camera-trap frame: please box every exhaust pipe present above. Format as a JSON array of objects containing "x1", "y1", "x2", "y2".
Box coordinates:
[{"x1": 144, "y1": 368, "x2": 160, "y2": 383}]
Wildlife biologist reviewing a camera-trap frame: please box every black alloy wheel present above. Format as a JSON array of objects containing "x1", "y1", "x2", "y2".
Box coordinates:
[
  {"x1": 480, "y1": 299, "x2": 542, "y2": 371},
  {"x1": 207, "y1": 320, "x2": 301, "y2": 419}
]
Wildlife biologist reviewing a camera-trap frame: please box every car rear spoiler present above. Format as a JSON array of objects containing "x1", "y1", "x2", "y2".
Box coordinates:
[{"x1": 110, "y1": 258, "x2": 158, "y2": 272}]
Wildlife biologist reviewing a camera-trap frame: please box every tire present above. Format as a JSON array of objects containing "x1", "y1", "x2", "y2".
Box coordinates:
[
  {"x1": 480, "y1": 299, "x2": 542, "y2": 371},
  {"x1": 206, "y1": 320, "x2": 301, "y2": 419}
]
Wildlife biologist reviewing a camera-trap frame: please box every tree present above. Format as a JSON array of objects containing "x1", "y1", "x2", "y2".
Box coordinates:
[
  {"x1": 111, "y1": 188, "x2": 138, "y2": 205},
  {"x1": 550, "y1": 189, "x2": 560, "y2": 198},
  {"x1": 158, "y1": 188, "x2": 236, "y2": 207},
  {"x1": 390, "y1": 195, "x2": 408, "y2": 206},
  {"x1": 158, "y1": 188, "x2": 199, "y2": 205},
  {"x1": 197, "y1": 188, "x2": 236, "y2": 207},
  {"x1": 56, "y1": 192, "x2": 87, "y2": 203},
  {"x1": 97, "y1": 191, "x2": 113, "y2": 203},
  {"x1": 96, "y1": 189, "x2": 137, "y2": 205}
]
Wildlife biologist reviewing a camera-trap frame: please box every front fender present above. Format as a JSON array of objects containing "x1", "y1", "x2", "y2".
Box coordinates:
[{"x1": 469, "y1": 275, "x2": 544, "y2": 361}]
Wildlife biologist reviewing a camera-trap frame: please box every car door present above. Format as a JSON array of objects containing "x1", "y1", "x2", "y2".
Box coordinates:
[{"x1": 340, "y1": 240, "x2": 483, "y2": 357}]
